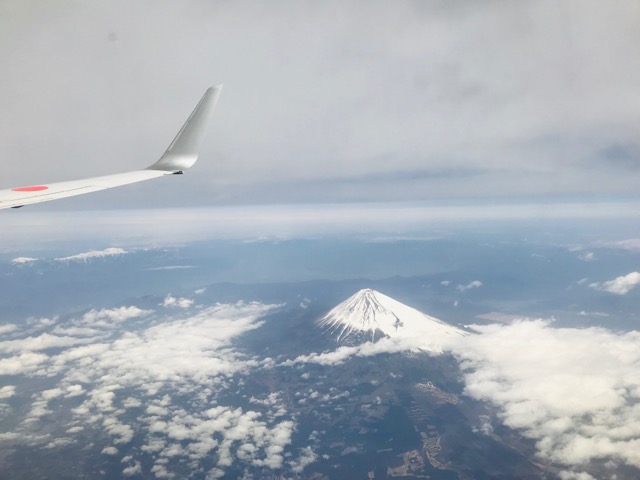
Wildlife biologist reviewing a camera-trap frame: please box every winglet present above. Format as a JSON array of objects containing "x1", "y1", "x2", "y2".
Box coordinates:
[{"x1": 148, "y1": 85, "x2": 223, "y2": 172}]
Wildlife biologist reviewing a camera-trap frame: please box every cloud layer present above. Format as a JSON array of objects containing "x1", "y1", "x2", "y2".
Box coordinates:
[
  {"x1": 452, "y1": 320, "x2": 640, "y2": 476},
  {"x1": 4, "y1": 200, "x2": 639, "y2": 250},
  {"x1": 2, "y1": 1, "x2": 640, "y2": 206}
]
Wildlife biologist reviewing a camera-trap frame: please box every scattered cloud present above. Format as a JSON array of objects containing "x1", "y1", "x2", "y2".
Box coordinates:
[
  {"x1": 283, "y1": 336, "x2": 440, "y2": 367},
  {"x1": 0, "y1": 324, "x2": 18, "y2": 336},
  {"x1": 54, "y1": 248, "x2": 128, "y2": 262},
  {"x1": 457, "y1": 280, "x2": 483, "y2": 292},
  {"x1": 122, "y1": 462, "x2": 142, "y2": 476},
  {"x1": 45, "y1": 437, "x2": 75, "y2": 449},
  {"x1": 559, "y1": 472, "x2": 596, "y2": 480},
  {"x1": 0, "y1": 386, "x2": 16, "y2": 399},
  {"x1": 0, "y1": 333, "x2": 92, "y2": 354},
  {"x1": 590, "y1": 272, "x2": 640, "y2": 295},
  {"x1": 0, "y1": 352, "x2": 49, "y2": 375},
  {"x1": 2, "y1": 299, "x2": 294, "y2": 478},
  {"x1": 578, "y1": 251, "x2": 596, "y2": 262},
  {"x1": 143, "y1": 265, "x2": 196, "y2": 271},
  {"x1": 81, "y1": 306, "x2": 152, "y2": 327},
  {"x1": 475, "y1": 312, "x2": 530, "y2": 324},
  {"x1": 601, "y1": 239, "x2": 640, "y2": 251},
  {"x1": 161, "y1": 294, "x2": 194, "y2": 309},
  {"x1": 289, "y1": 446, "x2": 318, "y2": 473},
  {"x1": 140, "y1": 405, "x2": 295, "y2": 473},
  {"x1": 578, "y1": 311, "x2": 609, "y2": 318},
  {"x1": 51, "y1": 326, "x2": 103, "y2": 337},
  {"x1": 41, "y1": 388, "x2": 64, "y2": 400},
  {"x1": 299, "y1": 297, "x2": 311, "y2": 309},
  {"x1": 11, "y1": 257, "x2": 37, "y2": 264}
]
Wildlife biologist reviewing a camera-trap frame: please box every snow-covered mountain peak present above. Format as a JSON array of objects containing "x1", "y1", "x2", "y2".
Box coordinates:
[{"x1": 317, "y1": 288, "x2": 467, "y2": 344}]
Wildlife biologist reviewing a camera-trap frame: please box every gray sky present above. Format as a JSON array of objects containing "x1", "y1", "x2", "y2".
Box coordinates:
[{"x1": 1, "y1": 0, "x2": 639, "y2": 208}]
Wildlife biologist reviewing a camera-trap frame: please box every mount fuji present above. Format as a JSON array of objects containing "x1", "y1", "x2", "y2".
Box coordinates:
[{"x1": 317, "y1": 288, "x2": 468, "y2": 346}]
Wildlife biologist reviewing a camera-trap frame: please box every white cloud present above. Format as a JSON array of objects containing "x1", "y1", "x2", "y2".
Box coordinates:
[
  {"x1": 602, "y1": 239, "x2": 640, "y2": 251},
  {"x1": 0, "y1": 333, "x2": 92, "y2": 354},
  {"x1": 41, "y1": 388, "x2": 64, "y2": 400},
  {"x1": 122, "y1": 462, "x2": 142, "y2": 476},
  {"x1": 450, "y1": 320, "x2": 640, "y2": 470},
  {"x1": 63, "y1": 384, "x2": 85, "y2": 397},
  {"x1": 51, "y1": 326, "x2": 102, "y2": 337},
  {"x1": 103, "y1": 417, "x2": 134, "y2": 444},
  {"x1": 249, "y1": 392, "x2": 288, "y2": 420},
  {"x1": 289, "y1": 446, "x2": 317, "y2": 473},
  {"x1": 578, "y1": 311, "x2": 609, "y2": 318},
  {"x1": 559, "y1": 471, "x2": 596, "y2": 480},
  {"x1": 151, "y1": 463, "x2": 174, "y2": 479},
  {"x1": 161, "y1": 294, "x2": 194, "y2": 309},
  {"x1": 457, "y1": 280, "x2": 483, "y2": 292},
  {"x1": 146, "y1": 404, "x2": 169, "y2": 416},
  {"x1": 73, "y1": 302, "x2": 271, "y2": 386},
  {"x1": 578, "y1": 251, "x2": 596, "y2": 262},
  {"x1": 81, "y1": 306, "x2": 152, "y2": 327},
  {"x1": 140, "y1": 406, "x2": 295, "y2": 470},
  {"x1": 475, "y1": 312, "x2": 529, "y2": 324},
  {"x1": 123, "y1": 397, "x2": 142, "y2": 408},
  {"x1": 0, "y1": 386, "x2": 16, "y2": 399},
  {"x1": 0, "y1": 432, "x2": 21, "y2": 442},
  {"x1": 54, "y1": 248, "x2": 128, "y2": 262},
  {"x1": 144, "y1": 265, "x2": 196, "y2": 271},
  {"x1": 590, "y1": 271, "x2": 640, "y2": 295},
  {"x1": 45, "y1": 437, "x2": 74, "y2": 449},
  {"x1": 0, "y1": 324, "x2": 18, "y2": 336},
  {"x1": 29, "y1": 317, "x2": 57, "y2": 329},
  {"x1": 25, "y1": 398, "x2": 51, "y2": 422},
  {"x1": 283, "y1": 336, "x2": 440, "y2": 367},
  {"x1": 0, "y1": 352, "x2": 49, "y2": 375},
  {"x1": 299, "y1": 297, "x2": 311, "y2": 309},
  {"x1": 11, "y1": 257, "x2": 37, "y2": 264},
  {"x1": 101, "y1": 446, "x2": 119, "y2": 455}
]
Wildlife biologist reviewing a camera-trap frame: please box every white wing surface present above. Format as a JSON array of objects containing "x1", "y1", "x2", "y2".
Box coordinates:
[{"x1": 0, "y1": 85, "x2": 222, "y2": 209}]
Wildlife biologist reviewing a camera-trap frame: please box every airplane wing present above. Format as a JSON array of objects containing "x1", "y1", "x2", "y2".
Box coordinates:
[{"x1": 0, "y1": 85, "x2": 222, "y2": 210}]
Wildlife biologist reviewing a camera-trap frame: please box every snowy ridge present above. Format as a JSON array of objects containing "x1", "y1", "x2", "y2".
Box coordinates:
[{"x1": 318, "y1": 289, "x2": 468, "y2": 344}]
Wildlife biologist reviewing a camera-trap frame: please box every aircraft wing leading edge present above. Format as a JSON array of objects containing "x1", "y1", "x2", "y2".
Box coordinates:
[{"x1": 0, "y1": 85, "x2": 222, "y2": 210}]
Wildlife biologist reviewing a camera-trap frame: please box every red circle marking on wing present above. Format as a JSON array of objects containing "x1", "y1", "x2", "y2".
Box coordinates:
[{"x1": 12, "y1": 186, "x2": 49, "y2": 192}]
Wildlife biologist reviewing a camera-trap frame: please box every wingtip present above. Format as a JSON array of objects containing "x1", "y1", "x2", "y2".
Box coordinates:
[{"x1": 148, "y1": 86, "x2": 222, "y2": 172}]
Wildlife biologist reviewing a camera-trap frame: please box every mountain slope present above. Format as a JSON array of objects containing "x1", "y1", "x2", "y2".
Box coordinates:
[{"x1": 318, "y1": 288, "x2": 468, "y2": 345}]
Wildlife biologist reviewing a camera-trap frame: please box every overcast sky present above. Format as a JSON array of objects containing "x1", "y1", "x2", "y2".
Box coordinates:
[{"x1": 1, "y1": 0, "x2": 639, "y2": 208}]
